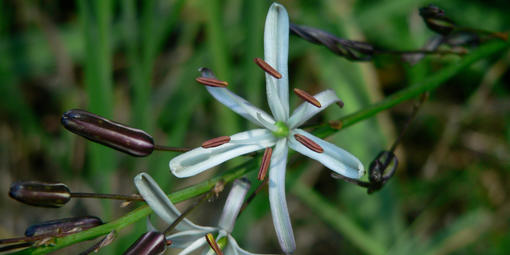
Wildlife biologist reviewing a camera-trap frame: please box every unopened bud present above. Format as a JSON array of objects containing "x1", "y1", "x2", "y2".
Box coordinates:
[
  {"x1": 419, "y1": 5, "x2": 456, "y2": 35},
  {"x1": 123, "y1": 231, "x2": 168, "y2": 255},
  {"x1": 25, "y1": 216, "x2": 103, "y2": 237},
  {"x1": 61, "y1": 109, "x2": 154, "y2": 157},
  {"x1": 9, "y1": 181, "x2": 71, "y2": 208}
]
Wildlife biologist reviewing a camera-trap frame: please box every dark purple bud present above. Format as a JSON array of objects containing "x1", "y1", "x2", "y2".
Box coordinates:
[
  {"x1": 9, "y1": 181, "x2": 71, "y2": 208},
  {"x1": 61, "y1": 109, "x2": 154, "y2": 157},
  {"x1": 419, "y1": 5, "x2": 456, "y2": 35},
  {"x1": 123, "y1": 231, "x2": 168, "y2": 255},
  {"x1": 25, "y1": 216, "x2": 103, "y2": 237}
]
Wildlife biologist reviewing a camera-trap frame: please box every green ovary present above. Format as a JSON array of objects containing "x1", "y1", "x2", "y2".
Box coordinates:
[{"x1": 272, "y1": 121, "x2": 289, "y2": 138}]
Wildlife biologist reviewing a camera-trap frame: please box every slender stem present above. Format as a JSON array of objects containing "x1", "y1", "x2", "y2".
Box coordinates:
[
  {"x1": 312, "y1": 40, "x2": 509, "y2": 139},
  {"x1": 153, "y1": 144, "x2": 191, "y2": 152},
  {"x1": 70, "y1": 192, "x2": 144, "y2": 201},
  {"x1": 389, "y1": 92, "x2": 428, "y2": 153},
  {"x1": 163, "y1": 185, "x2": 219, "y2": 235},
  {"x1": 376, "y1": 48, "x2": 465, "y2": 56},
  {"x1": 239, "y1": 178, "x2": 268, "y2": 214},
  {"x1": 11, "y1": 160, "x2": 257, "y2": 255}
]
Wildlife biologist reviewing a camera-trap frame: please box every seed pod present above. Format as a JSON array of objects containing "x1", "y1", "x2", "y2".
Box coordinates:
[
  {"x1": 123, "y1": 231, "x2": 168, "y2": 255},
  {"x1": 9, "y1": 181, "x2": 71, "y2": 208},
  {"x1": 61, "y1": 109, "x2": 154, "y2": 157},
  {"x1": 419, "y1": 5, "x2": 455, "y2": 35},
  {"x1": 25, "y1": 216, "x2": 103, "y2": 237}
]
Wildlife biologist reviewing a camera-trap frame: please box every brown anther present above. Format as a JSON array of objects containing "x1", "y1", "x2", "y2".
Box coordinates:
[
  {"x1": 201, "y1": 136, "x2": 231, "y2": 148},
  {"x1": 336, "y1": 100, "x2": 345, "y2": 108},
  {"x1": 195, "y1": 77, "x2": 228, "y2": 87},
  {"x1": 293, "y1": 88, "x2": 321, "y2": 108},
  {"x1": 294, "y1": 134, "x2": 324, "y2": 153},
  {"x1": 254, "y1": 58, "x2": 282, "y2": 79},
  {"x1": 205, "y1": 233, "x2": 223, "y2": 255},
  {"x1": 258, "y1": 148, "x2": 273, "y2": 181},
  {"x1": 166, "y1": 240, "x2": 173, "y2": 246}
]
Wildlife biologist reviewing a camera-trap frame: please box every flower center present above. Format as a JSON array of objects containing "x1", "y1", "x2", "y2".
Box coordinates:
[{"x1": 272, "y1": 121, "x2": 289, "y2": 138}]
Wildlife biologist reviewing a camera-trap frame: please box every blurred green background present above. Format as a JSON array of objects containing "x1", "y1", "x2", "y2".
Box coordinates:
[{"x1": 1, "y1": 0, "x2": 509, "y2": 254}]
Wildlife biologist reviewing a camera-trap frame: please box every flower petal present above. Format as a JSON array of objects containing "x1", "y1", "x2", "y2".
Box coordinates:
[
  {"x1": 268, "y1": 138, "x2": 295, "y2": 254},
  {"x1": 174, "y1": 233, "x2": 209, "y2": 255},
  {"x1": 206, "y1": 86, "x2": 276, "y2": 129},
  {"x1": 288, "y1": 129, "x2": 365, "y2": 178},
  {"x1": 288, "y1": 89, "x2": 342, "y2": 129},
  {"x1": 264, "y1": 3, "x2": 290, "y2": 121},
  {"x1": 134, "y1": 173, "x2": 210, "y2": 231},
  {"x1": 168, "y1": 228, "x2": 217, "y2": 249},
  {"x1": 228, "y1": 235, "x2": 273, "y2": 255},
  {"x1": 218, "y1": 179, "x2": 251, "y2": 233},
  {"x1": 200, "y1": 67, "x2": 276, "y2": 128},
  {"x1": 170, "y1": 129, "x2": 276, "y2": 178}
]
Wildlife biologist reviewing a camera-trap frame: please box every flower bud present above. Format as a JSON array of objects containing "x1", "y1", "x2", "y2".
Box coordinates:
[
  {"x1": 9, "y1": 181, "x2": 71, "y2": 208},
  {"x1": 25, "y1": 216, "x2": 103, "y2": 237},
  {"x1": 419, "y1": 5, "x2": 455, "y2": 35},
  {"x1": 61, "y1": 109, "x2": 154, "y2": 157},
  {"x1": 123, "y1": 231, "x2": 168, "y2": 255}
]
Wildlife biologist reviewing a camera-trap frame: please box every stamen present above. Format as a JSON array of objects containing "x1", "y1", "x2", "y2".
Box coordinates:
[
  {"x1": 294, "y1": 134, "x2": 324, "y2": 153},
  {"x1": 258, "y1": 148, "x2": 273, "y2": 181},
  {"x1": 293, "y1": 88, "x2": 321, "y2": 108},
  {"x1": 336, "y1": 100, "x2": 345, "y2": 108},
  {"x1": 201, "y1": 136, "x2": 231, "y2": 148},
  {"x1": 254, "y1": 58, "x2": 282, "y2": 79},
  {"x1": 205, "y1": 233, "x2": 223, "y2": 255},
  {"x1": 195, "y1": 77, "x2": 229, "y2": 87}
]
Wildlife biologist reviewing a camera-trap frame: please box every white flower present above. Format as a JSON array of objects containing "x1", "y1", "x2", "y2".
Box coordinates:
[
  {"x1": 169, "y1": 3, "x2": 364, "y2": 254},
  {"x1": 134, "y1": 172, "x2": 269, "y2": 255}
]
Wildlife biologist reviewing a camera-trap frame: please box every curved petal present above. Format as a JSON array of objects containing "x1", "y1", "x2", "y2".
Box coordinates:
[
  {"x1": 134, "y1": 173, "x2": 209, "y2": 231},
  {"x1": 206, "y1": 86, "x2": 276, "y2": 129},
  {"x1": 288, "y1": 129, "x2": 365, "y2": 178},
  {"x1": 176, "y1": 234, "x2": 209, "y2": 255},
  {"x1": 268, "y1": 138, "x2": 295, "y2": 254},
  {"x1": 170, "y1": 129, "x2": 276, "y2": 178},
  {"x1": 228, "y1": 235, "x2": 275, "y2": 255},
  {"x1": 218, "y1": 179, "x2": 251, "y2": 233},
  {"x1": 168, "y1": 228, "x2": 217, "y2": 249},
  {"x1": 264, "y1": 3, "x2": 290, "y2": 122},
  {"x1": 288, "y1": 89, "x2": 342, "y2": 129}
]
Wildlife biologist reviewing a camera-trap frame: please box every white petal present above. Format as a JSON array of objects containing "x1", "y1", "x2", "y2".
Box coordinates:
[
  {"x1": 228, "y1": 235, "x2": 273, "y2": 255},
  {"x1": 288, "y1": 129, "x2": 365, "y2": 178},
  {"x1": 218, "y1": 179, "x2": 251, "y2": 233},
  {"x1": 268, "y1": 138, "x2": 295, "y2": 254},
  {"x1": 264, "y1": 3, "x2": 290, "y2": 121},
  {"x1": 168, "y1": 228, "x2": 217, "y2": 249},
  {"x1": 206, "y1": 86, "x2": 276, "y2": 128},
  {"x1": 134, "y1": 173, "x2": 208, "y2": 231},
  {"x1": 176, "y1": 235, "x2": 209, "y2": 255},
  {"x1": 288, "y1": 89, "x2": 342, "y2": 129},
  {"x1": 170, "y1": 129, "x2": 276, "y2": 178}
]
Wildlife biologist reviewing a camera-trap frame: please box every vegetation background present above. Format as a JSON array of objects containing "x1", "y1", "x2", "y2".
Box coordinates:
[{"x1": 0, "y1": 0, "x2": 509, "y2": 254}]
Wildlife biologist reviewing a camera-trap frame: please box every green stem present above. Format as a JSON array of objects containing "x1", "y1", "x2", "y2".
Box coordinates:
[
  {"x1": 312, "y1": 40, "x2": 510, "y2": 138},
  {"x1": 12, "y1": 160, "x2": 257, "y2": 255}
]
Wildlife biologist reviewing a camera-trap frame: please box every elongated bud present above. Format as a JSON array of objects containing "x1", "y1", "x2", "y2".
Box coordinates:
[
  {"x1": 61, "y1": 109, "x2": 154, "y2": 157},
  {"x1": 419, "y1": 5, "x2": 455, "y2": 35},
  {"x1": 123, "y1": 231, "x2": 168, "y2": 255},
  {"x1": 9, "y1": 181, "x2": 71, "y2": 208},
  {"x1": 25, "y1": 216, "x2": 103, "y2": 237}
]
